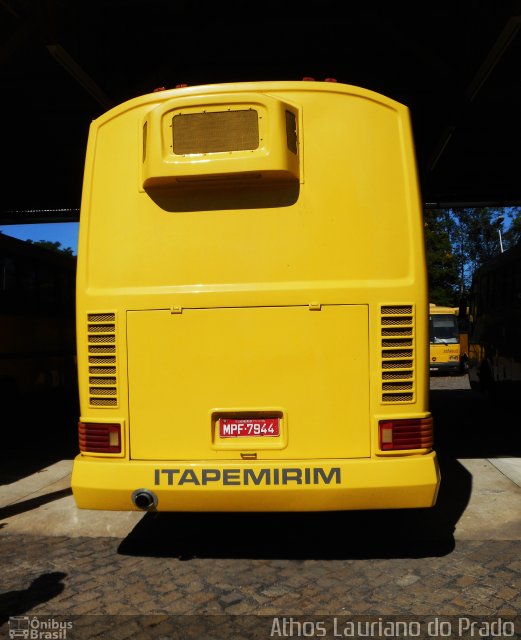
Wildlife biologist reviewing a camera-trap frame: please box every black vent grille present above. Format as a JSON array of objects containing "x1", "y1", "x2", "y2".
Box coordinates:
[
  {"x1": 87, "y1": 313, "x2": 118, "y2": 408},
  {"x1": 379, "y1": 305, "x2": 415, "y2": 403}
]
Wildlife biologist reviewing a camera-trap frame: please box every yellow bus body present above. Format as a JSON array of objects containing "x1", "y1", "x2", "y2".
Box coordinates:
[{"x1": 72, "y1": 81, "x2": 440, "y2": 512}]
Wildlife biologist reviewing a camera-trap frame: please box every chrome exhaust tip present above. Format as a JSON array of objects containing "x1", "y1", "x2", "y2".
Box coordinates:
[{"x1": 131, "y1": 488, "x2": 158, "y2": 511}]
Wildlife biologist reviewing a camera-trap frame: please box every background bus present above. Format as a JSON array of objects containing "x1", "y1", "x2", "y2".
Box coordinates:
[
  {"x1": 467, "y1": 239, "x2": 521, "y2": 397},
  {"x1": 428, "y1": 304, "x2": 467, "y2": 375},
  {"x1": 72, "y1": 80, "x2": 439, "y2": 513},
  {"x1": 0, "y1": 233, "x2": 77, "y2": 436}
]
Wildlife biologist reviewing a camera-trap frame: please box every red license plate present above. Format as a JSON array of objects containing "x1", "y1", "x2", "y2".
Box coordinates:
[{"x1": 219, "y1": 417, "x2": 280, "y2": 438}]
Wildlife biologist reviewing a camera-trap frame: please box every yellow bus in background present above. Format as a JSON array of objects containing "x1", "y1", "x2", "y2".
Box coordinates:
[
  {"x1": 72, "y1": 80, "x2": 440, "y2": 512},
  {"x1": 429, "y1": 304, "x2": 467, "y2": 374}
]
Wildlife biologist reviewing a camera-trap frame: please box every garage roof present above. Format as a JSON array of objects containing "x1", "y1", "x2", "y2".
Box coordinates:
[{"x1": 1, "y1": 1, "x2": 520, "y2": 223}]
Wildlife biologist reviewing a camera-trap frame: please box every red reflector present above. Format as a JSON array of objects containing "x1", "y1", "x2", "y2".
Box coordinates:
[
  {"x1": 379, "y1": 418, "x2": 433, "y2": 451},
  {"x1": 78, "y1": 422, "x2": 121, "y2": 454}
]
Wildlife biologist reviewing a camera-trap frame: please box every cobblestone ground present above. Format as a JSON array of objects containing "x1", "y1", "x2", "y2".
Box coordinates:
[
  {"x1": 1, "y1": 375, "x2": 520, "y2": 639},
  {"x1": 1, "y1": 534, "x2": 520, "y2": 617}
]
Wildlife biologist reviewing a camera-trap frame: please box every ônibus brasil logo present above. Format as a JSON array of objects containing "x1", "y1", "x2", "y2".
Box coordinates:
[{"x1": 8, "y1": 617, "x2": 72, "y2": 639}]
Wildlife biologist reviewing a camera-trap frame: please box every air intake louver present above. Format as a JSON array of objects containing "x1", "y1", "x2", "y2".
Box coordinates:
[
  {"x1": 172, "y1": 109, "x2": 259, "y2": 155},
  {"x1": 87, "y1": 313, "x2": 118, "y2": 407},
  {"x1": 380, "y1": 305, "x2": 415, "y2": 403}
]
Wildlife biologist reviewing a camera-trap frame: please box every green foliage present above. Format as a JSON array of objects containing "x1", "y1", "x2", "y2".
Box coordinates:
[
  {"x1": 424, "y1": 206, "x2": 521, "y2": 304},
  {"x1": 452, "y1": 208, "x2": 504, "y2": 287},
  {"x1": 424, "y1": 209, "x2": 459, "y2": 306},
  {"x1": 503, "y1": 208, "x2": 521, "y2": 248},
  {"x1": 26, "y1": 239, "x2": 75, "y2": 257}
]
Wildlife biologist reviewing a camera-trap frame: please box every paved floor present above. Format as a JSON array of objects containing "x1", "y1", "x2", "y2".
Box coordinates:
[{"x1": 1, "y1": 375, "x2": 520, "y2": 639}]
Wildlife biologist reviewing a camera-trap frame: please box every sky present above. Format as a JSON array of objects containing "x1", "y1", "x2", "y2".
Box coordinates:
[
  {"x1": 0, "y1": 208, "x2": 518, "y2": 258},
  {"x1": 0, "y1": 222, "x2": 79, "y2": 255}
]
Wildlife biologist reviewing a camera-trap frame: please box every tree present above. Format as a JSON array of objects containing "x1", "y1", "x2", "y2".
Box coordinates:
[
  {"x1": 503, "y1": 207, "x2": 521, "y2": 249},
  {"x1": 424, "y1": 208, "x2": 459, "y2": 305},
  {"x1": 424, "y1": 207, "x2": 520, "y2": 302},
  {"x1": 26, "y1": 239, "x2": 75, "y2": 257},
  {"x1": 449, "y1": 207, "x2": 504, "y2": 291}
]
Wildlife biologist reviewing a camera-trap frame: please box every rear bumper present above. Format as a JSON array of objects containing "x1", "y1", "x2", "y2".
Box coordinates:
[
  {"x1": 72, "y1": 453, "x2": 440, "y2": 512},
  {"x1": 430, "y1": 361, "x2": 461, "y2": 373}
]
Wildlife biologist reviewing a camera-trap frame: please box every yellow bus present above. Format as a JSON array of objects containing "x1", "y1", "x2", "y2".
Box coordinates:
[
  {"x1": 72, "y1": 80, "x2": 440, "y2": 512},
  {"x1": 429, "y1": 304, "x2": 467, "y2": 374}
]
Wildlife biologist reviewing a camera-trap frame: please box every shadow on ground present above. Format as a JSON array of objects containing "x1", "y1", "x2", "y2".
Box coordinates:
[
  {"x1": 0, "y1": 489, "x2": 73, "y2": 521},
  {"x1": 117, "y1": 451, "x2": 469, "y2": 561},
  {"x1": 0, "y1": 572, "x2": 67, "y2": 625}
]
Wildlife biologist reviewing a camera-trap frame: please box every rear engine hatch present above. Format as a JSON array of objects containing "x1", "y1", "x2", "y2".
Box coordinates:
[{"x1": 127, "y1": 305, "x2": 369, "y2": 460}]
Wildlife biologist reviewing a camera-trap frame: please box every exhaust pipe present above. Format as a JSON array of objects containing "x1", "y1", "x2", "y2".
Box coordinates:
[{"x1": 131, "y1": 488, "x2": 158, "y2": 511}]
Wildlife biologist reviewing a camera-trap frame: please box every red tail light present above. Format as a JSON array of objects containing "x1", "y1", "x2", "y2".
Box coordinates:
[
  {"x1": 79, "y1": 422, "x2": 121, "y2": 454},
  {"x1": 379, "y1": 418, "x2": 433, "y2": 451}
]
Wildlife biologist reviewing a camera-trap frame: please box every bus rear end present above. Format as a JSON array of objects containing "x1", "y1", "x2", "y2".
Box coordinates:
[{"x1": 72, "y1": 81, "x2": 440, "y2": 512}]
